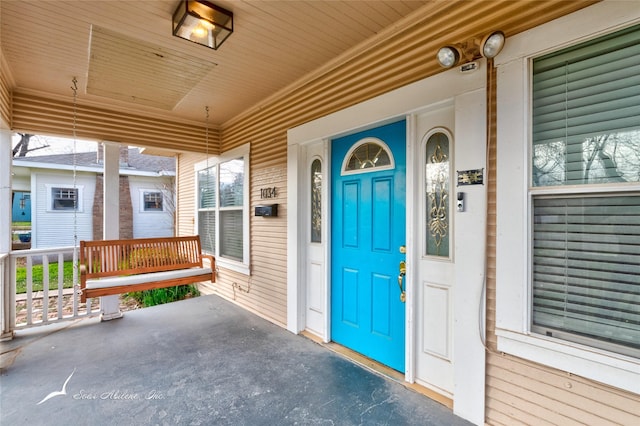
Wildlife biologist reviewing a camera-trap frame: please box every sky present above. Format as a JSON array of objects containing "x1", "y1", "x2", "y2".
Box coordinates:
[{"x1": 12, "y1": 133, "x2": 97, "y2": 156}]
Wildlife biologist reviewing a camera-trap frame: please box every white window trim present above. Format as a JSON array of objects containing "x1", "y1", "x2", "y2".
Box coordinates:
[
  {"x1": 495, "y1": 1, "x2": 640, "y2": 394},
  {"x1": 45, "y1": 184, "x2": 84, "y2": 213},
  {"x1": 139, "y1": 189, "x2": 166, "y2": 213},
  {"x1": 195, "y1": 143, "x2": 250, "y2": 275}
]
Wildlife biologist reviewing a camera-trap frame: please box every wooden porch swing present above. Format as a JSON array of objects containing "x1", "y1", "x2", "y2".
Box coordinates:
[
  {"x1": 65, "y1": 81, "x2": 216, "y2": 302},
  {"x1": 79, "y1": 236, "x2": 215, "y2": 303}
]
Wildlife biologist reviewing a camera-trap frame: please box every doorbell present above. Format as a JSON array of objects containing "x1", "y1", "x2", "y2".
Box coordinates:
[{"x1": 457, "y1": 192, "x2": 464, "y2": 212}]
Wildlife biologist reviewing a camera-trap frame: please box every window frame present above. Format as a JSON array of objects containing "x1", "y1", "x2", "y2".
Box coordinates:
[
  {"x1": 495, "y1": 2, "x2": 640, "y2": 394},
  {"x1": 46, "y1": 184, "x2": 84, "y2": 213},
  {"x1": 195, "y1": 143, "x2": 250, "y2": 275},
  {"x1": 140, "y1": 190, "x2": 165, "y2": 212}
]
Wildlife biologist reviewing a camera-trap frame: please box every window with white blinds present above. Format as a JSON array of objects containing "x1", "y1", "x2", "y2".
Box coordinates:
[
  {"x1": 531, "y1": 24, "x2": 640, "y2": 357},
  {"x1": 198, "y1": 167, "x2": 217, "y2": 254},
  {"x1": 532, "y1": 24, "x2": 640, "y2": 187},
  {"x1": 197, "y1": 153, "x2": 247, "y2": 268},
  {"x1": 532, "y1": 195, "x2": 640, "y2": 356}
]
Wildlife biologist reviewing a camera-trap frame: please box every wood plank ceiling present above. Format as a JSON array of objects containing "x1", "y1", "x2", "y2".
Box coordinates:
[{"x1": 1, "y1": 0, "x2": 430, "y2": 126}]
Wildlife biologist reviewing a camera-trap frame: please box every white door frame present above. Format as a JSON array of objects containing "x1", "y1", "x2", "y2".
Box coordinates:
[{"x1": 287, "y1": 63, "x2": 486, "y2": 425}]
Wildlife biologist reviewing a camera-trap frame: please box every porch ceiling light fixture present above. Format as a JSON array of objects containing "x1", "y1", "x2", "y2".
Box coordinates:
[
  {"x1": 173, "y1": 0, "x2": 233, "y2": 50},
  {"x1": 437, "y1": 30, "x2": 505, "y2": 68}
]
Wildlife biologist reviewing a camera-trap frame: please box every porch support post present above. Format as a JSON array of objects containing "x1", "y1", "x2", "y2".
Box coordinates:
[
  {"x1": 1, "y1": 129, "x2": 14, "y2": 340},
  {"x1": 100, "y1": 141, "x2": 123, "y2": 320},
  {"x1": 452, "y1": 88, "x2": 487, "y2": 424}
]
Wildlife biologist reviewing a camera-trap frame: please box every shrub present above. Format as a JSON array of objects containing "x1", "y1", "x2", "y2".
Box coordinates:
[{"x1": 124, "y1": 284, "x2": 199, "y2": 308}]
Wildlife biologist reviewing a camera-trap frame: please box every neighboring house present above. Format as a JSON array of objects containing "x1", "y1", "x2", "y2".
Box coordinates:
[
  {"x1": 1, "y1": 2, "x2": 638, "y2": 426},
  {"x1": 11, "y1": 191, "x2": 30, "y2": 222},
  {"x1": 11, "y1": 146, "x2": 176, "y2": 248}
]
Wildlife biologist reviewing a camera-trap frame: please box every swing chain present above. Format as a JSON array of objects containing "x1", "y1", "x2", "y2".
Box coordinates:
[{"x1": 71, "y1": 77, "x2": 80, "y2": 297}]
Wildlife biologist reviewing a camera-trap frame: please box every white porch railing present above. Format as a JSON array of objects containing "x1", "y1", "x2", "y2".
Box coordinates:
[
  {"x1": 1, "y1": 252, "x2": 9, "y2": 339},
  {"x1": 8, "y1": 246, "x2": 100, "y2": 330}
]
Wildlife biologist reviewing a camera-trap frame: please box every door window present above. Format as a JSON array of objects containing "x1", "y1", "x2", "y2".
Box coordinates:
[
  {"x1": 311, "y1": 158, "x2": 322, "y2": 243},
  {"x1": 342, "y1": 137, "x2": 394, "y2": 175},
  {"x1": 425, "y1": 131, "x2": 451, "y2": 257}
]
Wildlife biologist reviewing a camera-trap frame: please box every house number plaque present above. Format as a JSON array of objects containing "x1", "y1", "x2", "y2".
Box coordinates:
[
  {"x1": 457, "y1": 168, "x2": 484, "y2": 186},
  {"x1": 260, "y1": 187, "x2": 277, "y2": 199}
]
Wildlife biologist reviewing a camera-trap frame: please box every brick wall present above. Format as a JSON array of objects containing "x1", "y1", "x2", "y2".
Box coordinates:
[{"x1": 92, "y1": 175, "x2": 133, "y2": 240}]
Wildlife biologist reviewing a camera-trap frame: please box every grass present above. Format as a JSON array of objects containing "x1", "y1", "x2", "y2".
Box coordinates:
[
  {"x1": 124, "y1": 285, "x2": 200, "y2": 308},
  {"x1": 15, "y1": 260, "x2": 75, "y2": 294}
]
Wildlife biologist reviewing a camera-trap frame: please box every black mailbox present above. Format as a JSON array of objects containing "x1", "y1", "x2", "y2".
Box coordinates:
[{"x1": 255, "y1": 204, "x2": 278, "y2": 217}]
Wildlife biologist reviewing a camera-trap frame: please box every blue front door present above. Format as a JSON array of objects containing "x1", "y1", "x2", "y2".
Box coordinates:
[{"x1": 331, "y1": 120, "x2": 406, "y2": 372}]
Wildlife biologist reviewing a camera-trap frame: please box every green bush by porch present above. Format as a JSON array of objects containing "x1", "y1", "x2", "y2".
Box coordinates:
[{"x1": 124, "y1": 284, "x2": 200, "y2": 308}]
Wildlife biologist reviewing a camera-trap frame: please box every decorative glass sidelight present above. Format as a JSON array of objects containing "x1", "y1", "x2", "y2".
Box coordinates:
[
  {"x1": 425, "y1": 132, "x2": 450, "y2": 257},
  {"x1": 311, "y1": 159, "x2": 322, "y2": 243}
]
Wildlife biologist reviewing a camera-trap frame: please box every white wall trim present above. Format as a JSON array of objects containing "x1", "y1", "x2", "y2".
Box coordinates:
[
  {"x1": 497, "y1": 329, "x2": 640, "y2": 394},
  {"x1": 286, "y1": 142, "x2": 302, "y2": 333}
]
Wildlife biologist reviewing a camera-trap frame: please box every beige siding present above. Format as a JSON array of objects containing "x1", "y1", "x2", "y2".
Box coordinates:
[
  {"x1": 486, "y1": 63, "x2": 498, "y2": 352},
  {"x1": 11, "y1": 90, "x2": 219, "y2": 154},
  {"x1": 176, "y1": 152, "x2": 201, "y2": 238},
  {"x1": 485, "y1": 59, "x2": 640, "y2": 425},
  {"x1": 486, "y1": 354, "x2": 640, "y2": 426},
  {"x1": 199, "y1": 161, "x2": 289, "y2": 327},
  {"x1": 220, "y1": 1, "x2": 596, "y2": 152},
  {"x1": 0, "y1": 55, "x2": 11, "y2": 128},
  {"x1": 177, "y1": 146, "x2": 289, "y2": 326}
]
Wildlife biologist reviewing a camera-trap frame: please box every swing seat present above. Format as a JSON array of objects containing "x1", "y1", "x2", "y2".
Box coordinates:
[{"x1": 79, "y1": 236, "x2": 215, "y2": 302}]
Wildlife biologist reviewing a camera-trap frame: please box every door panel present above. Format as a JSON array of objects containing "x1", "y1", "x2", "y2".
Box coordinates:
[
  {"x1": 331, "y1": 120, "x2": 406, "y2": 372},
  {"x1": 416, "y1": 105, "x2": 455, "y2": 394},
  {"x1": 372, "y1": 273, "x2": 392, "y2": 337},
  {"x1": 305, "y1": 144, "x2": 325, "y2": 336},
  {"x1": 422, "y1": 282, "x2": 450, "y2": 359},
  {"x1": 372, "y1": 178, "x2": 392, "y2": 251}
]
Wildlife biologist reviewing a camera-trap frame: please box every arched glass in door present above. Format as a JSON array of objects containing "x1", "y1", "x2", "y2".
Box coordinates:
[
  {"x1": 425, "y1": 131, "x2": 451, "y2": 257},
  {"x1": 342, "y1": 137, "x2": 394, "y2": 175}
]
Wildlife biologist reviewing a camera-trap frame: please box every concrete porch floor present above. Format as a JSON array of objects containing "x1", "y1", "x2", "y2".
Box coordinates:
[{"x1": 0, "y1": 294, "x2": 471, "y2": 425}]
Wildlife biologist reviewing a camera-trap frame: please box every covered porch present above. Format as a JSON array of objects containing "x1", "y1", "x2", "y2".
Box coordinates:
[{"x1": 0, "y1": 293, "x2": 470, "y2": 425}]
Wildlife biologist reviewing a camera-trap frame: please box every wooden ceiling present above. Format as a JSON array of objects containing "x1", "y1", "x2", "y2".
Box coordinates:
[{"x1": 1, "y1": 0, "x2": 431, "y2": 126}]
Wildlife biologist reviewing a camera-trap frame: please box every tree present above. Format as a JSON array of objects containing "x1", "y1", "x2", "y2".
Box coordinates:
[{"x1": 12, "y1": 133, "x2": 50, "y2": 157}]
